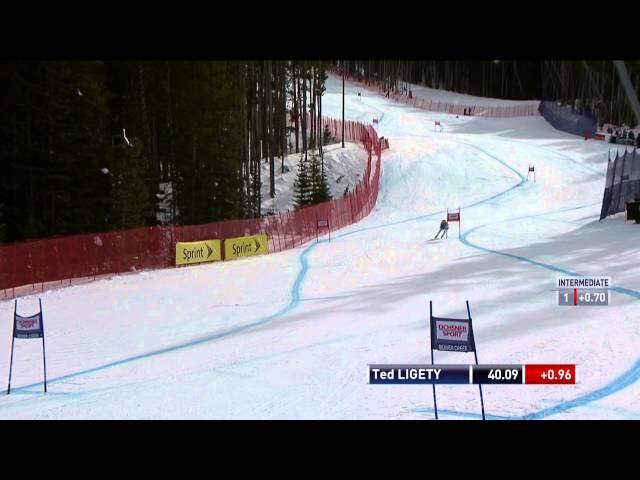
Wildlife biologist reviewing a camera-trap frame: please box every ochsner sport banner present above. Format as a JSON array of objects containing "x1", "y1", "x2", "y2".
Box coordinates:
[
  {"x1": 8, "y1": 298, "x2": 47, "y2": 394},
  {"x1": 431, "y1": 317, "x2": 475, "y2": 353},
  {"x1": 14, "y1": 311, "x2": 44, "y2": 339}
]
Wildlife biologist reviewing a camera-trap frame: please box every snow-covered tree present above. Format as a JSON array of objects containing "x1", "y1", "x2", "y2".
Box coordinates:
[{"x1": 293, "y1": 154, "x2": 312, "y2": 207}]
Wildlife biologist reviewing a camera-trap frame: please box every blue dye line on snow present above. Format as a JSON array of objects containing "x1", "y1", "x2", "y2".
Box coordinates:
[
  {"x1": 6, "y1": 107, "x2": 638, "y2": 420},
  {"x1": 3, "y1": 241, "x2": 322, "y2": 397},
  {"x1": 460, "y1": 219, "x2": 640, "y2": 300},
  {"x1": 343, "y1": 105, "x2": 640, "y2": 419},
  {"x1": 516, "y1": 358, "x2": 640, "y2": 419},
  {"x1": 327, "y1": 138, "x2": 527, "y2": 241},
  {"x1": 436, "y1": 207, "x2": 640, "y2": 419},
  {"x1": 367, "y1": 136, "x2": 640, "y2": 419},
  {"x1": 414, "y1": 358, "x2": 640, "y2": 420},
  {"x1": 2, "y1": 92, "x2": 399, "y2": 396},
  {"x1": 474, "y1": 134, "x2": 603, "y2": 176},
  {"x1": 0, "y1": 132, "x2": 580, "y2": 400}
]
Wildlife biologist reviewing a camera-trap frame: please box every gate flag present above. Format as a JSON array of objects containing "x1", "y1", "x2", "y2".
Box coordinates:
[
  {"x1": 429, "y1": 300, "x2": 484, "y2": 420},
  {"x1": 7, "y1": 298, "x2": 47, "y2": 394},
  {"x1": 431, "y1": 316, "x2": 476, "y2": 353},
  {"x1": 15, "y1": 312, "x2": 44, "y2": 339}
]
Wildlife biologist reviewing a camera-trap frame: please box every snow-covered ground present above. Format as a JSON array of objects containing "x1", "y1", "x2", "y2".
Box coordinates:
[
  {"x1": 1, "y1": 73, "x2": 639, "y2": 419},
  {"x1": 397, "y1": 81, "x2": 540, "y2": 108},
  {"x1": 339, "y1": 72, "x2": 539, "y2": 108},
  {"x1": 260, "y1": 142, "x2": 369, "y2": 214}
]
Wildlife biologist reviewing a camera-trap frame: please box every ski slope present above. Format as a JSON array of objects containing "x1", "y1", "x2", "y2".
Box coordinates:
[{"x1": 1, "y1": 74, "x2": 639, "y2": 419}]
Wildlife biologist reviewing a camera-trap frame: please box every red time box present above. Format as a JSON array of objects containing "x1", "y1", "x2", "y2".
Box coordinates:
[{"x1": 525, "y1": 364, "x2": 576, "y2": 384}]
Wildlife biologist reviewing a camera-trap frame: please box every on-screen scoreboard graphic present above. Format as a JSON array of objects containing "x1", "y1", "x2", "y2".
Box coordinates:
[
  {"x1": 557, "y1": 276, "x2": 610, "y2": 306},
  {"x1": 369, "y1": 364, "x2": 576, "y2": 385}
]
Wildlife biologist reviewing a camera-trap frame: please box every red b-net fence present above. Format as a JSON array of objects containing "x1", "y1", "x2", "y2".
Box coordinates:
[
  {"x1": 329, "y1": 67, "x2": 540, "y2": 118},
  {"x1": 0, "y1": 116, "x2": 382, "y2": 300}
]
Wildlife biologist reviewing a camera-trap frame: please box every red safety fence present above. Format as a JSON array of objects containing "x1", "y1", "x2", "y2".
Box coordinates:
[
  {"x1": 329, "y1": 67, "x2": 540, "y2": 118},
  {"x1": 298, "y1": 112, "x2": 388, "y2": 151},
  {"x1": 0, "y1": 115, "x2": 382, "y2": 300}
]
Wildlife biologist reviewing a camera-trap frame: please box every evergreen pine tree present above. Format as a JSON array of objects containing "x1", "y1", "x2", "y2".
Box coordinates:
[
  {"x1": 106, "y1": 138, "x2": 153, "y2": 230},
  {"x1": 209, "y1": 62, "x2": 245, "y2": 221},
  {"x1": 0, "y1": 60, "x2": 330, "y2": 242},
  {"x1": 323, "y1": 124, "x2": 332, "y2": 145},
  {"x1": 170, "y1": 61, "x2": 244, "y2": 225},
  {"x1": 309, "y1": 151, "x2": 332, "y2": 203},
  {"x1": 309, "y1": 151, "x2": 320, "y2": 202},
  {"x1": 0, "y1": 61, "x2": 112, "y2": 241},
  {"x1": 293, "y1": 154, "x2": 312, "y2": 207},
  {"x1": 317, "y1": 162, "x2": 333, "y2": 203},
  {"x1": 49, "y1": 62, "x2": 112, "y2": 236}
]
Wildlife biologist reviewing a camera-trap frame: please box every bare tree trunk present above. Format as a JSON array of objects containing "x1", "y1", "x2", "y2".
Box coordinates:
[
  {"x1": 302, "y1": 65, "x2": 308, "y2": 163},
  {"x1": 240, "y1": 63, "x2": 249, "y2": 215},
  {"x1": 167, "y1": 63, "x2": 177, "y2": 223},
  {"x1": 310, "y1": 65, "x2": 315, "y2": 150},
  {"x1": 250, "y1": 64, "x2": 261, "y2": 217},
  {"x1": 137, "y1": 62, "x2": 152, "y2": 165},
  {"x1": 282, "y1": 62, "x2": 287, "y2": 173},
  {"x1": 293, "y1": 62, "x2": 299, "y2": 154},
  {"x1": 318, "y1": 67, "x2": 324, "y2": 174},
  {"x1": 268, "y1": 61, "x2": 275, "y2": 199}
]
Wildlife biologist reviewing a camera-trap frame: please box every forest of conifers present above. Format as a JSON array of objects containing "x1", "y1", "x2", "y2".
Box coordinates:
[{"x1": 1, "y1": 60, "x2": 638, "y2": 244}]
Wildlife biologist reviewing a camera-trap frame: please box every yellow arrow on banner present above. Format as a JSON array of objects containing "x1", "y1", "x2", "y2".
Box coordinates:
[
  {"x1": 224, "y1": 234, "x2": 268, "y2": 260},
  {"x1": 175, "y1": 240, "x2": 222, "y2": 266}
]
